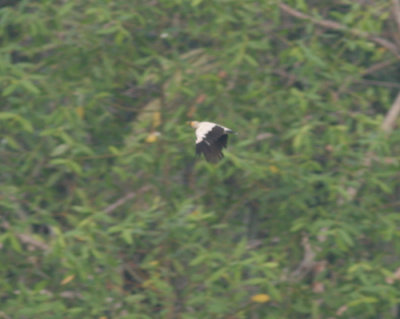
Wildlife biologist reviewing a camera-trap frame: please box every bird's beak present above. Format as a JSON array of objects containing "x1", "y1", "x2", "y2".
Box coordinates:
[{"x1": 186, "y1": 121, "x2": 192, "y2": 127}]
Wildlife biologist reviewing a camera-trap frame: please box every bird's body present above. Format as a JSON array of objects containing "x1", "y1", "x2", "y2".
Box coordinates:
[{"x1": 189, "y1": 121, "x2": 234, "y2": 163}]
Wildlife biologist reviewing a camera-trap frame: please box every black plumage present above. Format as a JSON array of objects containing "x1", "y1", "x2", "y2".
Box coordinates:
[{"x1": 194, "y1": 124, "x2": 232, "y2": 163}]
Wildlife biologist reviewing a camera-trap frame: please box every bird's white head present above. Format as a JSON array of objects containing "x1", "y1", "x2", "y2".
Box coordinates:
[{"x1": 188, "y1": 121, "x2": 200, "y2": 129}]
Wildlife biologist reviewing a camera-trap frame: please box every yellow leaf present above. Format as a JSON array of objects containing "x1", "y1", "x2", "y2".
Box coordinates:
[
  {"x1": 61, "y1": 275, "x2": 75, "y2": 285},
  {"x1": 76, "y1": 106, "x2": 84, "y2": 119},
  {"x1": 145, "y1": 132, "x2": 160, "y2": 143},
  {"x1": 269, "y1": 165, "x2": 279, "y2": 174},
  {"x1": 142, "y1": 279, "x2": 153, "y2": 288},
  {"x1": 152, "y1": 112, "x2": 161, "y2": 128},
  {"x1": 251, "y1": 294, "x2": 270, "y2": 303}
]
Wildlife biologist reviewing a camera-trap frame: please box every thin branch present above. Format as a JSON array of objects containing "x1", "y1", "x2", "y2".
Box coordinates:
[
  {"x1": 279, "y1": 3, "x2": 400, "y2": 59},
  {"x1": 1, "y1": 221, "x2": 50, "y2": 251},
  {"x1": 381, "y1": 92, "x2": 400, "y2": 133},
  {"x1": 392, "y1": 0, "x2": 400, "y2": 34},
  {"x1": 357, "y1": 79, "x2": 400, "y2": 89},
  {"x1": 362, "y1": 59, "x2": 398, "y2": 76},
  {"x1": 17, "y1": 233, "x2": 50, "y2": 251},
  {"x1": 103, "y1": 183, "x2": 151, "y2": 214},
  {"x1": 104, "y1": 192, "x2": 137, "y2": 214},
  {"x1": 337, "y1": 59, "x2": 398, "y2": 94},
  {"x1": 339, "y1": 92, "x2": 400, "y2": 203},
  {"x1": 290, "y1": 235, "x2": 316, "y2": 282}
]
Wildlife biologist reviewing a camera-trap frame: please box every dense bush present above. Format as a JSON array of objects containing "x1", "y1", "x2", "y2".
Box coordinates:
[{"x1": 1, "y1": 1, "x2": 400, "y2": 318}]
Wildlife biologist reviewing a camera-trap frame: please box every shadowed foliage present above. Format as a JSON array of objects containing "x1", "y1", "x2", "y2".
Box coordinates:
[{"x1": 1, "y1": 1, "x2": 400, "y2": 318}]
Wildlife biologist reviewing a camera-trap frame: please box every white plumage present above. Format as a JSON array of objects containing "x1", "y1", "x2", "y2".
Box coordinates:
[
  {"x1": 189, "y1": 121, "x2": 234, "y2": 162},
  {"x1": 194, "y1": 122, "x2": 222, "y2": 143}
]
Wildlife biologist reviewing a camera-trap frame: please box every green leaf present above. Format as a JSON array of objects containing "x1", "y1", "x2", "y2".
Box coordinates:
[
  {"x1": 0, "y1": 112, "x2": 33, "y2": 132},
  {"x1": 121, "y1": 229, "x2": 133, "y2": 244},
  {"x1": 51, "y1": 144, "x2": 70, "y2": 157},
  {"x1": 20, "y1": 79, "x2": 40, "y2": 95}
]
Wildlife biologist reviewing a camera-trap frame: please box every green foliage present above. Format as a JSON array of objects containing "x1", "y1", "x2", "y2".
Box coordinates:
[{"x1": 1, "y1": 0, "x2": 400, "y2": 318}]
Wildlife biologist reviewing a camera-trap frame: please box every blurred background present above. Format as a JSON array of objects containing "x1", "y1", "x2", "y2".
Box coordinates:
[{"x1": 1, "y1": 0, "x2": 400, "y2": 318}]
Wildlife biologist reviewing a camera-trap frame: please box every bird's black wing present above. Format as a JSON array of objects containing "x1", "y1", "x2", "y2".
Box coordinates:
[
  {"x1": 196, "y1": 141, "x2": 224, "y2": 163},
  {"x1": 203, "y1": 125, "x2": 226, "y2": 144},
  {"x1": 195, "y1": 126, "x2": 229, "y2": 163},
  {"x1": 215, "y1": 134, "x2": 228, "y2": 149}
]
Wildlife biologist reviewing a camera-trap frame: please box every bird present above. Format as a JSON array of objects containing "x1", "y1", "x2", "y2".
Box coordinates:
[{"x1": 189, "y1": 121, "x2": 235, "y2": 163}]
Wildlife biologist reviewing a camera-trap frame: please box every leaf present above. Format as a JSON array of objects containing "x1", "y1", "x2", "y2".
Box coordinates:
[
  {"x1": 205, "y1": 268, "x2": 227, "y2": 285},
  {"x1": 121, "y1": 229, "x2": 133, "y2": 244},
  {"x1": 3, "y1": 83, "x2": 18, "y2": 96},
  {"x1": 190, "y1": 254, "x2": 208, "y2": 266},
  {"x1": 293, "y1": 124, "x2": 312, "y2": 151},
  {"x1": 337, "y1": 229, "x2": 354, "y2": 247},
  {"x1": 61, "y1": 275, "x2": 75, "y2": 285},
  {"x1": 251, "y1": 294, "x2": 270, "y2": 303},
  {"x1": 49, "y1": 159, "x2": 83, "y2": 174},
  {"x1": 191, "y1": 0, "x2": 203, "y2": 6},
  {"x1": 21, "y1": 79, "x2": 40, "y2": 95},
  {"x1": 244, "y1": 54, "x2": 259, "y2": 66},
  {"x1": 51, "y1": 144, "x2": 70, "y2": 157},
  {"x1": 97, "y1": 24, "x2": 119, "y2": 35},
  {"x1": 3, "y1": 136, "x2": 21, "y2": 150},
  {"x1": 347, "y1": 296, "x2": 378, "y2": 308},
  {"x1": 145, "y1": 131, "x2": 160, "y2": 143},
  {"x1": 9, "y1": 233, "x2": 22, "y2": 253},
  {"x1": 75, "y1": 106, "x2": 84, "y2": 119},
  {"x1": 152, "y1": 111, "x2": 161, "y2": 128},
  {"x1": 290, "y1": 217, "x2": 308, "y2": 232},
  {"x1": 233, "y1": 238, "x2": 247, "y2": 258},
  {"x1": 0, "y1": 112, "x2": 33, "y2": 132}
]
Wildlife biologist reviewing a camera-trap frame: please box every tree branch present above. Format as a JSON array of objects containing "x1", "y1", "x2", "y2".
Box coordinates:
[
  {"x1": 279, "y1": 3, "x2": 400, "y2": 59},
  {"x1": 290, "y1": 235, "x2": 316, "y2": 282},
  {"x1": 17, "y1": 233, "x2": 50, "y2": 251},
  {"x1": 392, "y1": 0, "x2": 400, "y2": 34},
  {"x1": 381, "y1": 92, "x2": 400, "y2": 133},
  {"x1": 338, "y1": 92, "x2": 400, "y2": 203},
  {"x1": 103, "y1": 186, "x2": 151, "y2": 214},
  {"x1": 362, "y1": 59, "x2": 398, "y2": 76},
  {"x1": 104, "y1": 192, "x2": 137, "y2": 214},
  {"x1": 1, "y1": 221, "x2": 50, "y2": 251}
]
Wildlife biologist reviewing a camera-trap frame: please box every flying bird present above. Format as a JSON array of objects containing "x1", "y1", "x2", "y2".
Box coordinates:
[{"x1": 189, "y1": 121, "x2": 235, "y2": 163}]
